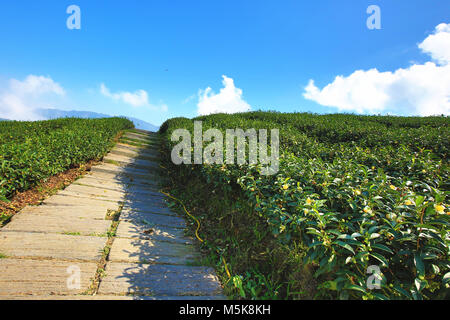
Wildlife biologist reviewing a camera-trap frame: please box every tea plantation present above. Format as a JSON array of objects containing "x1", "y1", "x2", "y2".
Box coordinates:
[
  {"x1": 160, "y1": 112, "x2": 449, "y2": 300},
  {"x1": 0, "y1": 117, "x2": 133, "y2": 200}
]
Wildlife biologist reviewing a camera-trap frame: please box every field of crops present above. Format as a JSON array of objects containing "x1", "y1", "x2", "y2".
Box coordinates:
[
  {"x1": 0, "y1": 117, "x2": 133, "y2": 201},
  {"x1": 160, "y1": 112, "x2": 449, "y2": 300}
]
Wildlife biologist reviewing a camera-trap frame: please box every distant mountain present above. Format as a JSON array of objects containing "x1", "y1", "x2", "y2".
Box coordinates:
[
  {"x1": 127, "y1": 117, "x2": 160, "y2": 132},
  {"x1": 35, "y1": 108, "x2": 159, "y2": 132}
]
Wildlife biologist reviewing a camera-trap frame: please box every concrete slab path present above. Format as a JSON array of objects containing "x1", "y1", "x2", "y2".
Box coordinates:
[{"x1": 0, "y1": 130, "x2": 224, "y2": 300}]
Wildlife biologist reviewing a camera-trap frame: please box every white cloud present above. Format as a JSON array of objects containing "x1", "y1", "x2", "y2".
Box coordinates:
[
  {"x1": 100, "y1": 83, "x2": 167, "y2": 112},
  {"x1": 0, "y1": 75, "x2": 65, "y2": 120},
  {"x1": 197, "y1": 75, "x2": 251, "y2": 115},
  {"x1": 10, "y1": 75, "x2": 65, "y2": 96},
  {"x1": 303, "y1": 23, "x2": 450, "y2": 116},
  {"x1": 419, "y1": 23, "x2": 450, "y2": 66},
  {"x1": 100, "y1": 83, "x2": 148, "y2": 107}
]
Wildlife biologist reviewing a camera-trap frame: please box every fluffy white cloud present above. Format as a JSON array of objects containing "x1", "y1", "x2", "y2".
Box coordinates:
[
  {"x1": 0, "y1": 75, "x2": 65, "y2": 120},
  {"x1": 304, "y1": 23, "x2": 450, "y2": 116},
  {"x1": 100, "y1": 83, "x2": 167, "y2": 112},
  {"x1": 9, "y1": 75, "x2": 65, "y2": 96},
  {"x1": 419, "y1": 23, "x2": 450, "y2": 65},
  {"x1": 197, "y1": 75, "x2": 251, "y2": 115},
  {"x1": 100, "y1": 83, "x2": 148, "y2": 107}
]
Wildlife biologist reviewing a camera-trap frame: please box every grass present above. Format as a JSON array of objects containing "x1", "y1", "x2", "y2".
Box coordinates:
[
  {"x1": 104, "y1": 159, "x2": 121, "y2": 166},
  {"x1": 62, "y1": 231, "x2": 82, "y2": 236},
  {"x1": 87, "y1": 232, "x2": 109, "y2": 237},
  {"x1": 0, "y1": 253, "x2": 8, "y2": 259},
  {"x1": 84, "y1": 204, "x2": 123, "y2": 295}
]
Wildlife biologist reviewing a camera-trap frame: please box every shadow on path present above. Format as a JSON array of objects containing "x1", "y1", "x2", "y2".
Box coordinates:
[{"x1": 99, "y1": 130, "x2": 224, "y2": 299}]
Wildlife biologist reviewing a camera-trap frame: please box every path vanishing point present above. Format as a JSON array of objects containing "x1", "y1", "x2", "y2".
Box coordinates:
[{"x1": 0, "y1": 130, "x2": 224, "y2": 300}]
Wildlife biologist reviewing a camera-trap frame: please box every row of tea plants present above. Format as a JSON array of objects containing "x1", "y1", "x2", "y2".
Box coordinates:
[
  {"x1": 0, "y1": 117, "x2": 133, "y2": 200},
  {"x1": 160, "y1": 112, "x2": 449, "y2": 300}
]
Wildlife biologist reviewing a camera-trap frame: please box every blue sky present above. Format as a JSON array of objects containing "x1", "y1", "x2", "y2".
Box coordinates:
[{"x1": 0, "y1": 1, "x2": 449, "y2": 125}]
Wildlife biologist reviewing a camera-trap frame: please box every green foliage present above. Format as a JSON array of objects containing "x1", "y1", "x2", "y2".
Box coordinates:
[
  {"x1": 160, "y1": 111, "x2": 449, "y2": 300},
  {"x1": 159, "y1": 162, "x2": 316, "y2": 300},
  {"x1": 0, "y1": 117, "x2": 133, "y2": 199}
]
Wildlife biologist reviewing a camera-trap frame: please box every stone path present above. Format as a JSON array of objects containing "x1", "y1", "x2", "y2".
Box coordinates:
[{"x1": 0, "y1": 129, "x2": 224, "y2": 300}]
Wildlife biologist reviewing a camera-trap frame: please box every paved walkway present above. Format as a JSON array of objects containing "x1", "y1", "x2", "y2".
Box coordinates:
[{"x1": 0, "y1": 130, "x2": 224, "y2": 300}]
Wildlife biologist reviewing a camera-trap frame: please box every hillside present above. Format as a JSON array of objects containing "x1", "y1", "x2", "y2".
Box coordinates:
[
  {"x1": 0, "y1": 117, "x2": 133, "y2": 202},
  {"x1": 159, "y1": 112, "x2": 449, "y2": 300}
]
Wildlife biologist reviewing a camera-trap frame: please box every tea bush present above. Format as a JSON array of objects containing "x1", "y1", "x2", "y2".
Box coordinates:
[
  {"x1": 160, "y1": 112, "x2": 449, "y2": 300},
  {"x1": 0, "y1": 117, "x2": 133, "y2": 200}
]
